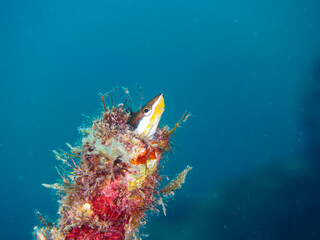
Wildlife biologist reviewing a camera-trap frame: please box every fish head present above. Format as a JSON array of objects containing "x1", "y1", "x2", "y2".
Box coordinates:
[{"x1": 130, "y1": 94, "x2": 165, "y2": 138}]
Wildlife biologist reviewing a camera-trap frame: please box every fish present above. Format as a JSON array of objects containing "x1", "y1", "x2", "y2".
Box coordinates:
[{"x1": 130, "y1": 94, "x2": 165, "y2": 138}]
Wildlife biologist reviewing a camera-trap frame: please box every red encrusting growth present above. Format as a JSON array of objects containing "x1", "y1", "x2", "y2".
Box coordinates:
[
  {"x1": 130, "y1": 149, "x2": 157, "y2": 165},
  {"x1": 66, "y1": 225, "x2": 124, "y2": 240}
]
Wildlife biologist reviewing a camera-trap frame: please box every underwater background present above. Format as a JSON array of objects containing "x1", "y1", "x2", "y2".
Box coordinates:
[{"x1": 1, "y1": 0, "x2": 320, "y2": 239}]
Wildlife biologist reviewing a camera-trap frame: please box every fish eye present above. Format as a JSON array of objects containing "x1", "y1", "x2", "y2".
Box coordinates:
[{"x1": 143, "y1": 107, "x2": 152, "y2": 116}]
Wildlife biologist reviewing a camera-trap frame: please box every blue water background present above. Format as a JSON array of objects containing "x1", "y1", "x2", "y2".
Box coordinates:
[{"x1": 1, "y1": 0, "x2": 320, "y2": 239}]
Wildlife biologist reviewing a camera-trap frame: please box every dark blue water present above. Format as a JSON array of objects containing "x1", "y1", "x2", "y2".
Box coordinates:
[{"x1": 1, "y1": 0, "x2": 320, "y2": 239}]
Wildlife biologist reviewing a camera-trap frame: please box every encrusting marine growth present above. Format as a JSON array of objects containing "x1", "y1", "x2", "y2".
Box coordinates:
[{"x1": 34, "y1": 89, "x2": 191, "y2": 240}]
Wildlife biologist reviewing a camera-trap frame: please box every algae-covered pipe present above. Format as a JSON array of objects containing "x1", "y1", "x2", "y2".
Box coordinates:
[{"x1": 34, "y1": 91, "x2": 191, "y2": 240}]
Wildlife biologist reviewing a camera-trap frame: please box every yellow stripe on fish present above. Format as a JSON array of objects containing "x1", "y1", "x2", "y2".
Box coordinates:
[{"x1": 130, "y1": 94, "x2": 165, "y2": 138}]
